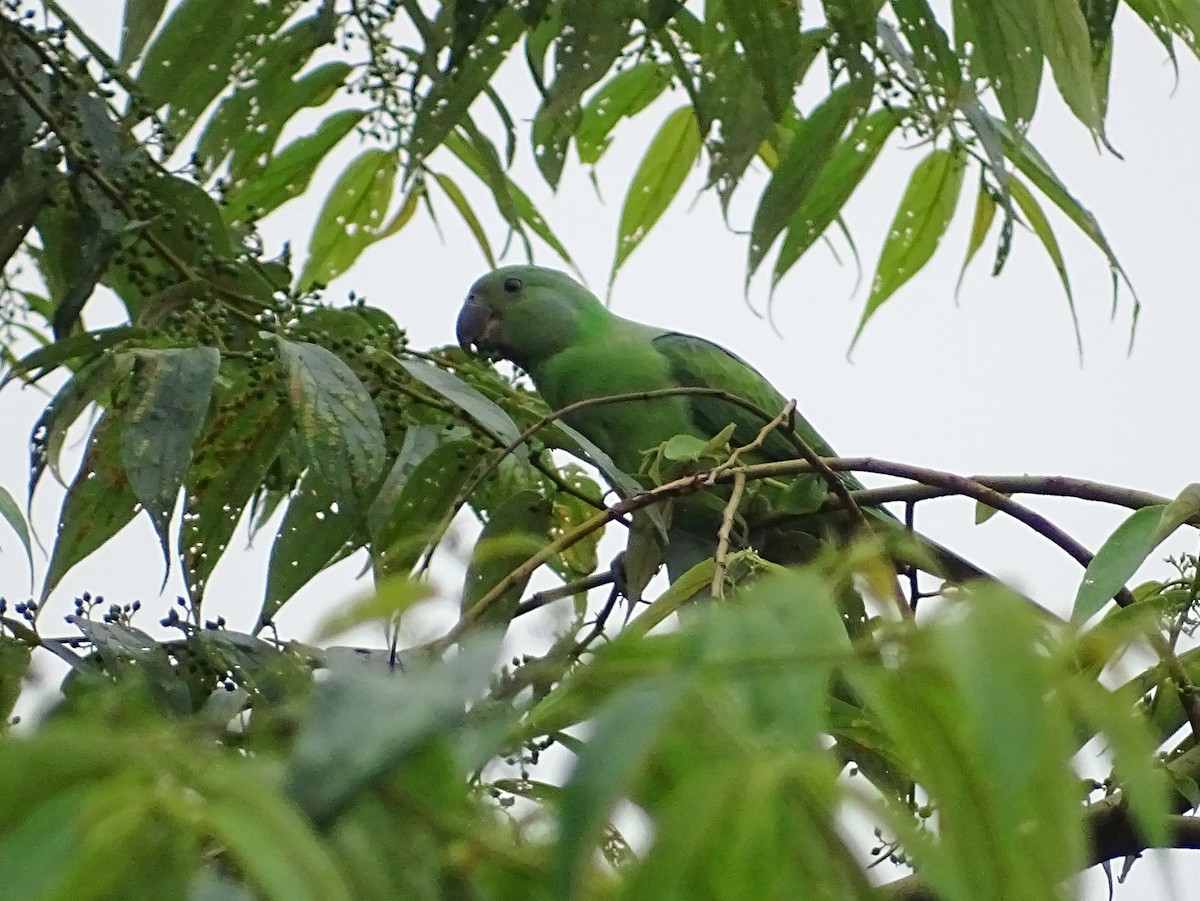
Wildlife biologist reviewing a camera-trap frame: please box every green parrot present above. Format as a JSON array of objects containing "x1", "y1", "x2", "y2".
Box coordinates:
[{"x1": 456, "y1": 264, "x2": 985, "y2": 588}]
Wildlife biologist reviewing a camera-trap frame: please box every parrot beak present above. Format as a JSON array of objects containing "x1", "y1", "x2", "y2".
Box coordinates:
[{"x1": 456, "y1": 295, "x2": 493, "y2": 356}]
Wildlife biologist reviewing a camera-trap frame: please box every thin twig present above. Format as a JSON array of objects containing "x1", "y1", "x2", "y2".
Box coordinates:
[
  {"x1": 708, "y1": 399, "x2": 796, "y2": 481},
  {"x1": 513, "y1": 572, "x2": 615, "y2": 618},
  {"x1": 711, "y1": 471, "x2": 746, "y2": 598}
]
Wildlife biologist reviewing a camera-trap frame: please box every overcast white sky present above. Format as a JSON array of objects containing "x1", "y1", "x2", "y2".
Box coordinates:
[{"x1": 3, "y1": 2, "x2": 1200, "y2": 895}]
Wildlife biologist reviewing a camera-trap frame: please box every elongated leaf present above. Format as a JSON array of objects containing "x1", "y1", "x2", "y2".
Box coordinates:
[
  {"x1": 1009, "y1": 176, "x2": 1079, "y2": 351},
  {"x1": 1074, "y1": 486, "x2": 1200, "y2": 620},
  {"x1": 1073, "y1": 507, "x2": 1166, "y2": 621},
  {"x1": 951, "y1": 0, "x2": 1042, "y2": 127},
  {"x1": 42, "y1": 414, "x2": 140, "y2": 601},
  {"x1": 260, "y1": 469, "x2": 358, "y2": 628},
  {"x1": 723, "y1": 0, "x2": 802, "y2": 119},
  {"x1": 400, "y1": 359, "x2": 522, "y2": 446},
  {"x1": 408, "y1": 6, "x2": 524, "y2": 168},
  {"x1": 610, "y1": 106, "x2": 701, "y2": 285},
  {"x1": 955, "y1": 182, "x2": 997, "y2": 298},
  {"x1": 854, "y1": 147, "x2": 966, "y2": 347},
  {"x1": 892, "y1": 0, "x2": 961, "y2": 93},
  {"x1": 315, "y1": 576, "x2": 432, "y2": 641},
  {"x1": 576, "y1": 63, "x2": 672, "y2": 165},
  {"x1": 1038, "y1": 0, "x2": 1103, "y2": 132},
  {"x1": 461, "y1": 488, "x2": 552, "y2": 630},
  {"x1": 748, "y1": 82, "x2": 867, "y2": 283},
  {"x1": 120, "y1": 347, "x2": 220, "y2": 574},
  {"x1": 995, "y1": 120, "x2": 1132, "y2": 305},
  {"x1": 300, "y1": 149, "x2": 399, "y2": 290},
  {"x1": 28, "y1": 357, "x2": 122, "y2": 500},
  {"x1": 772, "y1": 107, "x2": 902, "y2": 289},
  {"x1": 557, "y1": 678, "x2": 685, "y2": 897},
  {"x1": 224, "y1": 61, "x2": 354, "y2": 184},
  {"x1": 182, "y1": 382, "x2": 292, "y2": 603},
  {"x1": 446, "y1": 127, "x2": 576, "y2": 268},
  {"x1": 372, "y1": 438, "x2": 482, "y2": 579},
  {"x1": 366, "y1": 426, "x2": 443, "y2": 537},
  {"x1": 431, "y1": 172, "x2": 496, "y2": 267},
  {"x1": 224, "y1": 109, "x2": 365, "y2": 225},
  {"x1": 136, "y1": 0, "x2": 300, "y2": 139},
  {"x1": 286, "y1": 635, "x2": 502, "y2": 821},
  {"x1": 2, "y1": 326, "x2": 143, "y2": 387},
  {"x1": 542, "y1": 0, "x2": 638, "y2": 121},
  {"x1": 277, "y1": 338, "x2": 386, "y2": 516},
  {"x1": 119, "y1": 0, "x2": 169, "y2": 64},
  {"x1": 0, "y1": 485, "x2": 31, "y2": 581}
]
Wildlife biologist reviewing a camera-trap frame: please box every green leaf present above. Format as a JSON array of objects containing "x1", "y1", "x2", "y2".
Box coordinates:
[
  {"x1": 748, "y1": 81, "x2": 867, "y2": 283},
  {"x1": 1009, "y1": 176, "x2": 1079, "y2": 352},
  {"x1": 576, "y1": 63, "x2": 672, "y2": 166},
  {"x1": 1038, "y1": 0, "x2": 1103, "y2": 132},
  {"x1": 408, "y1": 6, "x2": 524, "y2": 168},
  {"x1": 372, "y1": 438, "x2": 482, "y2": 579},
  {"x1": 182, "y1": 379, "x2": 292, "y2": 603},
  {"x1": 223, "y1": 61, "x2": 354, "y2": 183},
  {"x1": 315, "y1": 576, "x2": 433, "y2": 641},
  {"x1": 29, "y1": 355, "x2": 124, "y2": 496},
  {"x1": 1071, "y1": 501, "x2": 1188, "y2": 621},
  {"x1": 0, "y1": 484, "x2": 32, "y2": 583},
  {"x1": 286, "y1": 634, "x2": 502, "y2": 822},
  {"x1": 461, "y1": 488, "x2": 552, "y2": 630},
  {"x1": 277, "y1": 338, "x2": 387, "y2": 515},
  {"x1": 431, "y1": 172, "x2": 496, "y2": 267},
  {"x1": 954, "y1": 182, "x2": 997, "y2": 298},
  {"x1": 2, "y1": 325, "x2": 143, "y2": 387},
  {"x1": 610, "y1": 106, "x2": 701, "y2": 286},
  {"x1": 42, "y1": 414, "x2": 140, "y2": 601},
  {"x1": 0, "y1": 635, "x2": 31, "y2": 724},
  {"x1": 120, "y1": 347, "x2": 220, "y2": 575},
  {"x1": 300, "y1": 149, "x2": 400, "y2": 290},
  {"x1": 400, "y1": 359, "x2": 522, "y2": 446},
  {"x1": 119, "y1": 0, "x2": 169, "y2": 64},
  {"x1": 625, "y1": 558, "x2": 716, "y2": 637},
  {"x1": 185, "y1": 767, "x2": 354, "y2": 901},
  {"x1": 556, "y1": 678, "x2": 686, "y2": 897},
  {"x1": 366, "y1": 426, "x2": 442, "y2": 537},
  {"x1": 772, "y1": 107, "x2": 902, "y2": 289},
  {"x1": 891, "y1": 0, "x2": 961, "y2": 94},
  {"x1": 695, "y1": 570, "x2": 847, "y2": 743},
  {"x1": 260, "y1": 469, "x2": 358, "y2": 628},
  {"x1": 723, "y1": 0, "x2": 803, "y2": 120},
  {"x1": 951, "y1": 0, "x2": 1042, "y2": 128},
  {"x1": 135, "y1": 0, "x2": 299, "y2": 140},
  {"x1": 542, "y1": 0, "x2": 638, "y2": 121},
  {"x1": 995, "y1": 120, "x2": 1132, "y2": 304},
  {"x1": 853, "y1": 147, "x2": 966, "y2": 348},
  {"x1": 1080, "y1": 487, "x2": 1200, "y2": 619},
  {"x1": 224, "y1": 108, "x2": 366, "y2": 225}
]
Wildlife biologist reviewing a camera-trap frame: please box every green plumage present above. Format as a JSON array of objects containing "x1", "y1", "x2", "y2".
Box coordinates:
[{"x1": 457, "y1": 264, "x2": 980, "y2": 584}]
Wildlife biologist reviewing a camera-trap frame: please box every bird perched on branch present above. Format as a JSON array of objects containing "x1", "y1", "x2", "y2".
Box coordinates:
[{"x1": 456, "y1": 264, "x2": 985, "y2": 596}]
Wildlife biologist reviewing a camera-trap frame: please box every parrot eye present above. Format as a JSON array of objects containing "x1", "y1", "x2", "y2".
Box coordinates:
[{"x1": 503, "y1": 277, "x2": 523, "y2": 294}]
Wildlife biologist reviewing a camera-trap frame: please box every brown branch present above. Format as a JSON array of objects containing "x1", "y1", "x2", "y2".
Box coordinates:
[
  {"x1": 788, "y1": 457, "x2": 1139, "y2": 607},
  {"x1": 839, "y1": 475, "x2": 1178, "y2": 520},
  {"x1": 435, "y1": 455, "x2": 1162, "y2": 648}
]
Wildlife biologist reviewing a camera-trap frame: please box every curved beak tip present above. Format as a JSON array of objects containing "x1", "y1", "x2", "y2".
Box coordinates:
[{"x1": 456, "y1": 296, "x2": 490, "y2": 354}]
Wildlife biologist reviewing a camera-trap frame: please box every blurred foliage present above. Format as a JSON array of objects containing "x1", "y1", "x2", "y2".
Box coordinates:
[{"x1": 1, "y1": 0, "x2": 1200, "y2": 899}]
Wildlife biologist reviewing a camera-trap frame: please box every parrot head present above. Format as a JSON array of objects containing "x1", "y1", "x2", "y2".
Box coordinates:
[{"x1": 456, "y1": 265, "x2": 596, "y2": 371}]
